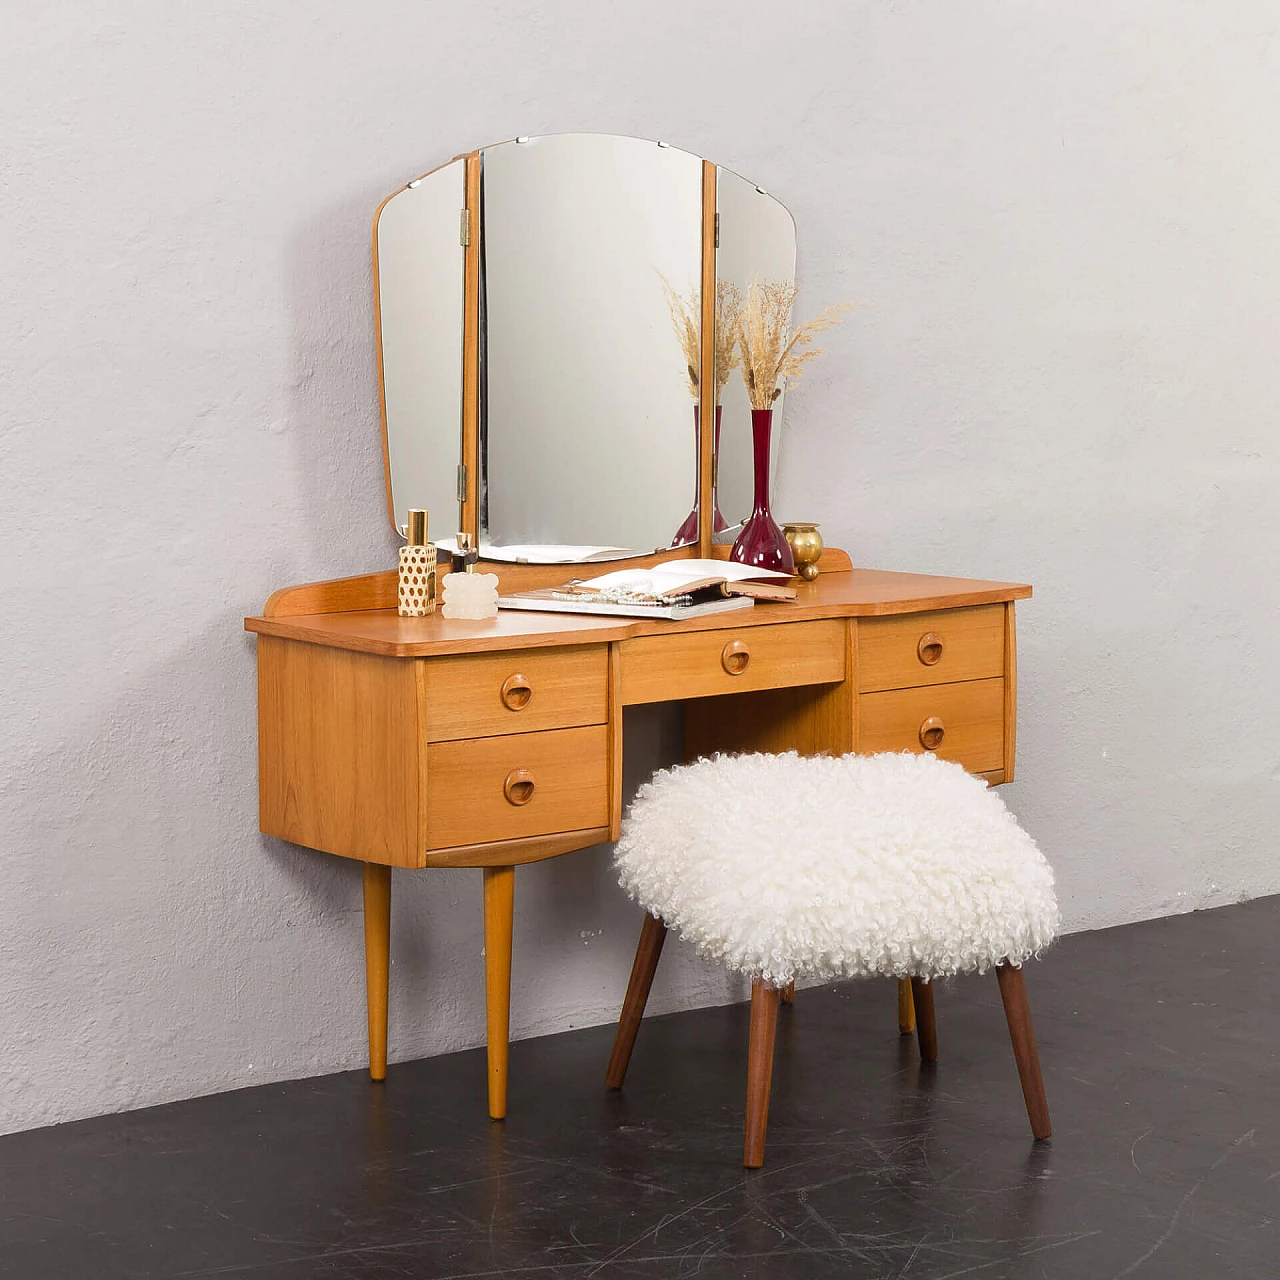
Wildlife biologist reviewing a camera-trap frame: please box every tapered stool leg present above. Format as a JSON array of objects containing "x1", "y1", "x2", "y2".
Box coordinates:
[
  {"x1": 897, "y1": 977, "x2": 916, "y2": 1034},
  {"x1": 483, "y1": 866, "x2": 515, "y2": 1120},
  {"x1": 605, "y1": 912, "x2": 667, "y2": 1088},
  {"x1": 910, "y1": 977, "x2": 938, "y2": 1063},
  {"x1": 362, "y1": 863, "x2": 391, "y2": 1081},
  {"x1": 996, "y1": 963, "x2": 1051, "y2": 1139},
  {"x1": 780, "y1": 982, "x2": 795, "y2": 1004},
  {"x1": 743, "y1": 978, "x2": 781, "y2": 1168}
]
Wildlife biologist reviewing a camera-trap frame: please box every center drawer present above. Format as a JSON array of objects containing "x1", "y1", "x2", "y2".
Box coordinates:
[
  {"x1": 427, "y1": 725, "x2": 609, "y2": 849},
  {"x1": 422, "y1": 644, "x2": 607, "y2": 741},
  {"x1": 618, "y1": 618, "x2": 846, "y2": 705}
]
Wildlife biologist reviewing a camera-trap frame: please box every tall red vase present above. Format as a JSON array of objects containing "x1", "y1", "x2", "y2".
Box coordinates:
[
  {"x1": 730, "y1": 408, "x2": 795, "y2": 574},
  {"x1": 670, "y1": 405, "x2": 728, "y2": 546}
]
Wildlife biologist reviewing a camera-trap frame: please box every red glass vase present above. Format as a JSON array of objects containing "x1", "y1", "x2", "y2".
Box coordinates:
[
  {"x1": 670, "y1": 405, "x2": 728, "y2": 546},
  {"x1": 730, "y1": 408, "x2": 794, "y2": 574}
]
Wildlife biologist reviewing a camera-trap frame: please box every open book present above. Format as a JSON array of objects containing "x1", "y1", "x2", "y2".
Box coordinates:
[{"x1": 498, "y1": 559, "x2": 797, "y2": 620}]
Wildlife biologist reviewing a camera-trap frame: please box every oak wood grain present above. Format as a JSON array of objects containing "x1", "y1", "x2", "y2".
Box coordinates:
[
  {"x1": 257, "y1": 636, "x2": 426, "y2": 867},
  {"x1": 461, "y1": 152, "x2": 481, "y2": 543},
  {"x1": 483, "y1": 865, "x2": 514, "y2": 1120},
  {"x1": 362, "y1": 863, "x2": 391, "y2": 1080},
  {"x1": 697, "y1": 159, "x2": 717, "y2": 555},
  {"x1": 1004, "y1": 602, "x2": 1018, "y2": 783},
  {"x1": 620, "y1": 618, "x2": 847, "y2": 705},
  {"x1": 426, "y1": 726, "x2": 608, "y2": 848},
  {"x1": 421, "y1": 827, "x2": 611, "y2": 869},
  {"x1": 857, "y1": 677, "x2": 1006, "y2": 774},
  {"x1": 422, "y1": 645, "x2": 608, "y2": 741},
  {"x1": 249, "y1": 564, "x2": 1031, "y2": 657},
  {"x1": 857, "y1": 604, "x2": 1005, "y2": 693}
]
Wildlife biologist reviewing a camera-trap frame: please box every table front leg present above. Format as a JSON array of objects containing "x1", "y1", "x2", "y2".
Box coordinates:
[
  {"x1": 362, "y1": 863, "x2": 392, "y2": 1081},
  {"x1": 483, "y1": 865, "x2": 515, "y2": 1120}
]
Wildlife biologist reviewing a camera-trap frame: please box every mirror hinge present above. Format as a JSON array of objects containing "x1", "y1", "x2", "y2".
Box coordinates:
[
  {"x1": 714, "y1": 212, "x2": 720, "y2": 249},
  {"x1": 457, "y1": 463, "x2": 468, "y2": 502},
  {"x1": 460, "y1": 209, "x2": 471, "y2": 247}
]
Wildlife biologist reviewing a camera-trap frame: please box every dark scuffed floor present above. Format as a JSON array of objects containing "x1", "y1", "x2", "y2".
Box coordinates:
[{"x1": 1, "y1": 898, "x2": 1277, "y2": 1279}]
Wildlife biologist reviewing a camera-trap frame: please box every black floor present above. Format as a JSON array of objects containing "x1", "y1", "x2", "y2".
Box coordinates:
[{"x1": 2, "y1": 898, "x2": 1277, "y2": 1279}]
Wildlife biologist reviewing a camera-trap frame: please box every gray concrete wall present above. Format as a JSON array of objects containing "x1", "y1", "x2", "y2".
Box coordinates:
[{"x1": 3, "y1": 1, "x2": 1277, "y2": 1133}]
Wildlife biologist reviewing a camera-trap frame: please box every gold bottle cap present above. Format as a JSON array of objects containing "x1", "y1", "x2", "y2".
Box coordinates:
[{"x1": 405, "y1": 509, "x2": 428, "y2": 546}]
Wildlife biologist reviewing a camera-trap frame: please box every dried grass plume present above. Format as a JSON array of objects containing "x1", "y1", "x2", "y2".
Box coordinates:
[
  {"x1": 661, "y1": 278, "x2": 702, "y2": 398},
  {"x1": 737, "y1": 279, "x2": 850, "y2": 410},
  {"x1": 662, "y1": 278, "x2": 745, "y2": 401}
]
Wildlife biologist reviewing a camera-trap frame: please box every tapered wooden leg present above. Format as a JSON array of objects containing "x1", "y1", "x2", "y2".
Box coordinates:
[
  {"x1": 743, "y1": 978, "x2": 781, "y2": 1168},
  {"x1": 996, "y1": 963, "x2": 1052, "y2": 1139},
  {"x1": 910, "y1": 977, "x2": 938, "y2": 1063},
  {"x1": 362, "y1": 863, "x2": 391, "y2": 1082},
  {"x1": 483, "y1": 866, "x2": 515, "y2": 1121},
  {"x1": 897, "y1": 977, "x2": 916, "y2": 1034},
  {"x1": 780, "y1": 981, "x2": 795, "y2": 1004},
  {"x1": 605, "y1": 912, "x2": 667, "y2": 1088}
]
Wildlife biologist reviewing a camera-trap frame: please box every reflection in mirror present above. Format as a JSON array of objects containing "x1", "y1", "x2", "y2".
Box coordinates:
[
  {"x1": 714, "y1": 169, "x2": 797, "y2": 538},
  {"x1": 376, "y1": 158, "x2": 466, "y2": 536},
  {"x1": 480, "y1": 134, "x2": 703, "y2": 561}
]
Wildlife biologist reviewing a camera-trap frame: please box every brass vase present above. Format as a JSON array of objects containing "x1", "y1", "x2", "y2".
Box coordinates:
[{"x1": 782, "y1": 522, "x2": 824, "y2": 581}]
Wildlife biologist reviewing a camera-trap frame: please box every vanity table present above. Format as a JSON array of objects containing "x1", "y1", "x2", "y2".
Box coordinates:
[{"x1": 245, "y1": 133, "x2": 1031, "y2": 1120}]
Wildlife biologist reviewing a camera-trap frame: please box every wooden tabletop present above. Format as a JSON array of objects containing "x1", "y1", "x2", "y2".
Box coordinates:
[{"x1": 244, "y1": 568, "x2": 1032, "y2": 658}]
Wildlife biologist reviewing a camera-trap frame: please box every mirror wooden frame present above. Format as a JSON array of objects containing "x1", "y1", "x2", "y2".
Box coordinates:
[{"x1": 372, "y1": 143, "x2": 724, "y2": 584}]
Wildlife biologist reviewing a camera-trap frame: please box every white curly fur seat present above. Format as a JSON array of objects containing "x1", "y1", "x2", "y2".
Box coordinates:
[
  {"x1": 615, "y1": 750, "x2": 1059, "y2": 987},
  {"x1": 608, "y1": 749, "x2": 1059, "y2": 1166}
]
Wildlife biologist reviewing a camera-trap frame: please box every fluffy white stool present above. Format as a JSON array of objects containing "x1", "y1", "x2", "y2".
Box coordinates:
[{"x1": 605, "y1": 750, "x2": 1060, "y2": 1167}]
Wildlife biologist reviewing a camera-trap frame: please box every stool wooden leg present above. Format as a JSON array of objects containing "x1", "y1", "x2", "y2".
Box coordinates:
[
  {"x1": 780, "y1": 981, "x2": 795, "y2": 1004},
  {"x1": 483, "y1": 866, "x2": 515, "y2": 1121},
  {"x1": 910, "y1": 977, "x2": 938, "y2": 1063},
  {"x1": 897, "y1": 977, "x2": 916, "y2": 1034},
  {"x1": 605, "y1": 912, "x2": 667, "y2": 1088},
  {"x1": 996, "y1": 963, "x2": 1051, "y2": 1140},
  {"x1": 362, "y1": 863, "x2": 391, "y2": 1082},
  {"x1": 743, "y1": 978, "x2": 781, "y2": 1168}
]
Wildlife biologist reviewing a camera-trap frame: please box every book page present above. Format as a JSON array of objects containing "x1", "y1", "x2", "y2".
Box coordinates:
[{"x1": 581, "y1": 557, "x2": 791, "y2": 595}]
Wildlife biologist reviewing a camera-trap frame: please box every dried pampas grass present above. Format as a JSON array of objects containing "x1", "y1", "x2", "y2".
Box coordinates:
[
  {"x1": 662, "y1": 278, "x2": 702, "y2": 398},
  {"x1": 737, "y1": 279, "x2": 849, "y2": 410},
  {"x1": 663, "y1": 278, "x2": 745, "y2": 401},
  {"x1": 714, "y1": 279, "x2": 742, "y2": 398}
]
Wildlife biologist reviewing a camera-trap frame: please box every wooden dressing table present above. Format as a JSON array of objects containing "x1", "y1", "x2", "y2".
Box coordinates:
[
  {"x1": 246, "y1": 551, "x2": 1030, "y2": 1119},
  {"x1": 247, "y1": 133, "x2": 1032, "y2": 1119}
]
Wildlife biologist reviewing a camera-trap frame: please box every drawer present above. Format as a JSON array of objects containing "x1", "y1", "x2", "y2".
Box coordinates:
[
  {"x1": 858, "y1": 677, "x2": 1005, "y2": 774},
  {"x1": 422, "y1": 645, "x2": 607, "y2": 741},
  {"x1": 619, "y1": 618, "x2": 846, "y2": 705},
  {"x1": 426, "y1": 725, "x2": 608, "y2": 848},
  {"x1": 858, "y1": 605, "x2": 1005, "y2": 693}
]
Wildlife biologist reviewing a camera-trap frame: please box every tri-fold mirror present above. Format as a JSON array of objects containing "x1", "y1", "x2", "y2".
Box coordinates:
[{"x1": 375, "y1": 133, "x2": 796, "y2": 564}]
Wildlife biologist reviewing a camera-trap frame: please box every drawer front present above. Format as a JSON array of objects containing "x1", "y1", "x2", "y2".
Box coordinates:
[
  {"x1": 619, "y1": 618, "x2": 846, "y2": 705},
  {"x1": 858, "y1": 605, "x2": 1005, "y2": 693},
  {"x1": 858, "y1": 677, "x2": 1005, "y2": 774},
  {"x1": 427, "y1": 725, "x2": 608, "y2": 849},
  {"x1": 422, "y1": 645, "x2": 608, "y2": 741}
]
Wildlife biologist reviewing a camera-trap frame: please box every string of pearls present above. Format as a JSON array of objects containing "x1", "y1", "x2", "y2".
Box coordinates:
[{"x1": 549, "y1": 587, "x2": 695, "y2": 609}]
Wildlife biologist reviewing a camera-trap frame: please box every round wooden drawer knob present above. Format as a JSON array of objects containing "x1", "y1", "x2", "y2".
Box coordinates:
[
  {"x1": 917, "y1": 633, "x2": 944, "y2": 666},
  {"x1": 503, "y1": 769, "x2": 536, "y2": 806},
  {"x1": 500, "y1": 673, "x2": 533, "y2": 711},
  {"x1": 919, "y1": 717, "x2": 946, "y2": 751},
  {"x1": 721, "y1": 639, "x2": 751, "y2": 676}
]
